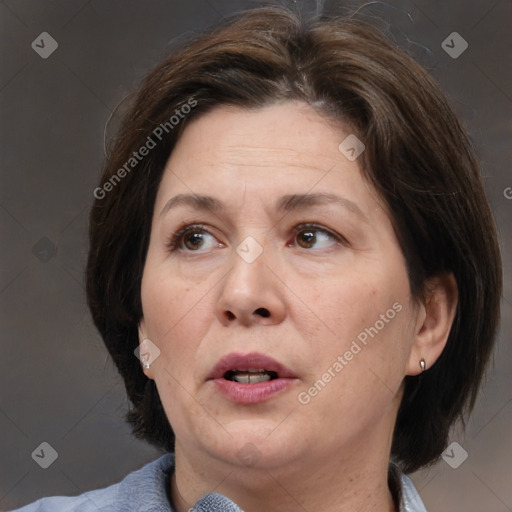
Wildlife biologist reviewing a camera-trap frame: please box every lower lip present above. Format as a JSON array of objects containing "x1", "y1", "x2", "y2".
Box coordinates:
[{"x1": 211, "y1": 378, "x2": 295, "y2": 404}]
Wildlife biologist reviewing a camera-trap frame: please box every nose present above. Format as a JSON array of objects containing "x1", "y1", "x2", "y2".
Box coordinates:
[{"x1": 215, "y1": 244, "x2": 286, "y2": 327}]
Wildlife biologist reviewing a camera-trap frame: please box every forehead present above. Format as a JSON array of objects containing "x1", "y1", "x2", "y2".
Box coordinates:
[
  {"x1": 170, "y1": 102, "x2": 343, "y2": 169},
  {"x1": 155, "y1": 102, "x2": 384, "y2": 219}
]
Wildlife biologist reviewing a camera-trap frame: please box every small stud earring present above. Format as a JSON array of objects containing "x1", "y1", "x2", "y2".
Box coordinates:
[
  {"x1": 140, "y1": 352, "x2": 151, "y2": 370},
  {"x1": 420, "y1": 359, "x2": 426, "y2": 372}
]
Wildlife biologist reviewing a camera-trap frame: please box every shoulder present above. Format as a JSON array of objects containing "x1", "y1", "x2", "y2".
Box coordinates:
[{"x1": 6, "y1": 454, "x2": 175, "y2": 512}]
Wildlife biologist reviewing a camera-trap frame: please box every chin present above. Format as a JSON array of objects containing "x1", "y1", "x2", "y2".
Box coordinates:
[{"x1": 204, "y1": 422, "x2": 304, "y2": 470}]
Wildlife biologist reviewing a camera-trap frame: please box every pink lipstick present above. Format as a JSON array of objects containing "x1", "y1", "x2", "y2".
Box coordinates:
[{"x1": 207, "y1": 352, "x2": 297, "y2": 404}]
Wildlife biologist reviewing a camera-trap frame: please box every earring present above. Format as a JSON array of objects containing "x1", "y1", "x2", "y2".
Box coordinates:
[
  {"x1": 420, "y1": 359, "x2": 426, "y2": 372},
  {"x1": 140, "y1": 352, "x2": 151, "y2": 370}
]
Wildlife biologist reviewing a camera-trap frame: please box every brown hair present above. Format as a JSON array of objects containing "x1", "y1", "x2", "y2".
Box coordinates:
[{"x1": 86, "y1": 6, "x2": 502, "y2": 473}]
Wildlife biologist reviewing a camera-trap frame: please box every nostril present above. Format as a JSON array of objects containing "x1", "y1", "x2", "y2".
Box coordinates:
[
  {"x1": 254, "y1": 307, "x2": 270, "y2": 318},
  {"x1": 225, "y1": 311, "x2": 236, "y2": 321}
]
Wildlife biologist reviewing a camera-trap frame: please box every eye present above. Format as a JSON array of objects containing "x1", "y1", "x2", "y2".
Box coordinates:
[
  {"x1": 292, "y1": 224, "x2": 342, "y2": 250},
  {"x1": 167, "y1": 224, "x2": 221, "y2": 252}
]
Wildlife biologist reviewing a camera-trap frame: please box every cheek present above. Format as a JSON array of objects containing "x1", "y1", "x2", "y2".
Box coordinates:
[
  {"x1": 294, "y1": 286, "x2": 413, "y2": 444},
  {"x1": 297, "y1": 269, "x2": 400, "y2": 340},
  {"x1": 294, "y1": 264, "x2": 413, "y2": 382},
  {"x1": 140, "y1": 271, "x2": 216, "y2": 428},
  {"x1": 140, "y1": 268, "x2": 213, "y2": 367}
]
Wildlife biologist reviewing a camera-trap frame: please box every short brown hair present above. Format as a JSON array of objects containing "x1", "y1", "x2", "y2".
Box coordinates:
[{"x1": 86, "y1": 5, "x2": 502, "y2": 473}]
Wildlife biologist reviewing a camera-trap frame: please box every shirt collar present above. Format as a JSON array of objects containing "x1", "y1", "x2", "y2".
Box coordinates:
[{"x1": 389, "y1": 462, "x2": 428, "y2": 512}]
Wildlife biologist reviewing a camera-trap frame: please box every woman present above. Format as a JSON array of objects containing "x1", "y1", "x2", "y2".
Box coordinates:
[{"x1": 10, "y1": 5, "x2": 502, "y2": 512}]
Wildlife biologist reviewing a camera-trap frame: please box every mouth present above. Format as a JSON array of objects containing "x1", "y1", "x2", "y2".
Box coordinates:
[
  {"x1": 223, "y1": 369, "x2": 279, "y2": 384},
  {"x1": 207, "y1": 352, "x2": 298, "y2": 404},
  {"x1": 208, "y1": 352, "x2": 297, "y2": 382}
]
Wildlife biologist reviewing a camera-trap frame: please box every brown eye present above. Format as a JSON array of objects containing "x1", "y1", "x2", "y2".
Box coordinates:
[
  {"x1": 296, "y1": 229, "x2": 317, "y2": 248},
  {"x1": 184, "y1": 231, "x2": 206, "y2": 250},
  {"x1": 168, "y1": 225, "x2": 220, "y2": 252},
  {"x1": 293, "y1": 225, "x2": 339, "y2": 250}
]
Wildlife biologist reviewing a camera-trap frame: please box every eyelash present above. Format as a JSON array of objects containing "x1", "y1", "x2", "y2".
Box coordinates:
[
  {"x1": 166, "y1": 223, "x2": 207, "y2": 251},
  {"x1": 166, "y1": 223, "x2": 347, "y2": 252},
  {"x1": 291, "y1": 223, "x2": 347, "y2": 247}
]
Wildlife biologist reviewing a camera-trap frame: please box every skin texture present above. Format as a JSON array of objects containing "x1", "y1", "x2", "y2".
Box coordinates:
[{"x1": 138, "y1": 102, "x2": 458, "y2": 512}]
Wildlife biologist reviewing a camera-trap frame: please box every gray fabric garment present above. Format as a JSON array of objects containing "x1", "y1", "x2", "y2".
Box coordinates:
[{"x1": 5, "y1": 454, "x2": 427, "y2": 511}]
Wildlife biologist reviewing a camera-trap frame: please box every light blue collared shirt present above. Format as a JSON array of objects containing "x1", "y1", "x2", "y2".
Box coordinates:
[{"x1": 5, "y1": 454, "x2": 427, "y2": 511}]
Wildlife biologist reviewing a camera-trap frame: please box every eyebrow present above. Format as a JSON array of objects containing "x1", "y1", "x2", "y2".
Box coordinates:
[
  {"x1": 277, "y1": 193, "x2": 368, "y2": 222},
  {"x1": 159, "y1": 192, "x2": 367, "y2": 222},
  {"x1": 159, "y1": 194, "x2": 224, "y2": 218}
]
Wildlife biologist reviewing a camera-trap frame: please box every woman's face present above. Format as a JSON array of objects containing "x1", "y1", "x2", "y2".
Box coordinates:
[{"x1": 140, "y1": 102, "x2": 423, "y2": 472}]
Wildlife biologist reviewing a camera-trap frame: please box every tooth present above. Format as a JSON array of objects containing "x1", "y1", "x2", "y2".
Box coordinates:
[
  {"x1": 232, "y1": 371, "x2": 272, "y2": 384},
  {"x1": 234, "y1": 374, "x2": 251, "y2": 384}
]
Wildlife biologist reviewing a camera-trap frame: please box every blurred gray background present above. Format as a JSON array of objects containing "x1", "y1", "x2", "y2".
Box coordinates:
[{"x1": 0, "y1": 0, "x2": 510, "y2": 510}]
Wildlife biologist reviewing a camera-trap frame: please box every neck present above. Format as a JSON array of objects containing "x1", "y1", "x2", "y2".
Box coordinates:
[{"x1": 170, "y1": 436, "x2": 397, "y2": 512}]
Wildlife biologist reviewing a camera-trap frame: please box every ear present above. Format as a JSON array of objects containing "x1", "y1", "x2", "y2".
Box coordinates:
[
  {"x1": 137, "y1": 318, "x2": 154, "y2": 379},
  {"x1": 138, "y1": 318, "x2": 147, "y2": 341},
  {"x1": 406, "y1": 272, "x2": 458, "y2": 375}
]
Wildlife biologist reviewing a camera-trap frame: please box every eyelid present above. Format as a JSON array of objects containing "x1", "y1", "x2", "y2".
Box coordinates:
[
  {"x1": 166, "y1": 223, "x2": 218, "y2": 251},
  {"x1": 291, "y1": 222, "x2": 348, "y2": 246},
  {"x1": 166, "y1": 221, "x2": 348, "y2": 252}
]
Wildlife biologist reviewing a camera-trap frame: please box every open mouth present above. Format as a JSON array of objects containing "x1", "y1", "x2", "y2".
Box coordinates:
[
  {"x1": 209, "y1": 352, "x2": 296, "y2": 404},
  {"x1": 223, "y1": 369, "x2": 279, "y2": 384}
]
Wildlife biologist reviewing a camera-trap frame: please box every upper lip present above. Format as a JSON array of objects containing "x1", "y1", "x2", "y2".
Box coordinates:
[{"x1": 207, "y1": 352, "x2": 298, "y2": 380}]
